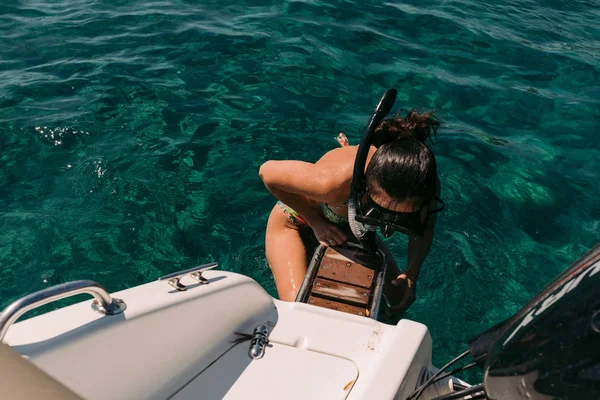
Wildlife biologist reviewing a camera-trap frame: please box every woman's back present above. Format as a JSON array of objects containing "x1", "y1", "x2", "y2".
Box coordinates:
[{"x1": 312, "y1": 145, "x2": 377, "y2": 220}]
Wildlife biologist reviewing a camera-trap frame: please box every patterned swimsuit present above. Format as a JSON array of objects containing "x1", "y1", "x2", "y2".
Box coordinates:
[{"x1": 277, "y1": 201, "x2": 348, "y2": 227}]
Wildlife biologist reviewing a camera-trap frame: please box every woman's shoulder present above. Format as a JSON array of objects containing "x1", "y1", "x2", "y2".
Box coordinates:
[
  {"x1": 309, "y1": 146, "x2": 357, "y2": 200},
  {"x1": 315, "y1": 145, "x2": 358, "y2": 170}
]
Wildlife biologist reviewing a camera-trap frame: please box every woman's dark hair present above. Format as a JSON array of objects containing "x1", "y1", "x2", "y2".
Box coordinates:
[{"x1": 365, "y1": 110, "x2": 439, "y2": 205}]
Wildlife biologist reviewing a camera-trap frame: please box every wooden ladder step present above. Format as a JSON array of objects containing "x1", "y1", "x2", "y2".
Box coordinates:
[
  {"x1": 307, "y1": 296, "x2": 369, "y2": 317},
  {"x1": 317, "y1": 253, "x2": 375, "y2": 289},
  {"x1": 311, "y1": 278, "x2": 371, "y2": 306}
]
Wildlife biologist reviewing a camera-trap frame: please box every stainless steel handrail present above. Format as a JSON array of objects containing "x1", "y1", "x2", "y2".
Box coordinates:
[{"x1": 0, "y1": 280, "x2": 126, "y2": 342}]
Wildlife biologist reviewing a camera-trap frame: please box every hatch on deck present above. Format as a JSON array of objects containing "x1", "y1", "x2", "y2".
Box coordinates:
[{"x1": 174, "y1": 342, "x2": 359, "y2": 400}]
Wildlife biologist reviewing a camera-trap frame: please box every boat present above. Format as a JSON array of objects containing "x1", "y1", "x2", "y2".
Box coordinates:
[
  {"x1": 1, "y1": 260, "x2": 468, "y2": 400},
  {"x1": 2, "y1": 241, "x2": 599, "y2": 400}
]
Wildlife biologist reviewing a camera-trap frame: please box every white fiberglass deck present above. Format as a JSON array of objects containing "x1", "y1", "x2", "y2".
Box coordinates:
[{"x1": 4, "y1": 270, "x2": 433, "y2": 400}]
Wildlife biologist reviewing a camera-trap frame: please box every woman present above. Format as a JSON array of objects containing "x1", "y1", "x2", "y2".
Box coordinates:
[{"x1": 259, "y1": 110, "x2": 442, "y2": 315}]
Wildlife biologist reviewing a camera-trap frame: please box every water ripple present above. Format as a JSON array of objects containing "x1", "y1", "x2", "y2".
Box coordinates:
[{"x1": 0, "y1": 0, "x2": 598, "y2": 374}]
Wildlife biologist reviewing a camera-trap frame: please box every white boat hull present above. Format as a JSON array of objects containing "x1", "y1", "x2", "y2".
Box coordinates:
[{"x1": 4, "y1": 270, "x2": 444, "y2": 399}]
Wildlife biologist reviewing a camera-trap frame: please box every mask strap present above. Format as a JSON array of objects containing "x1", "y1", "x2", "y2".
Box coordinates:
[
  {"x1": 429, "y1": 196, "x2": 445, "y2": 214},
  {"x1": 421, "y1": 196, "x2": 445, "y2": 229}
]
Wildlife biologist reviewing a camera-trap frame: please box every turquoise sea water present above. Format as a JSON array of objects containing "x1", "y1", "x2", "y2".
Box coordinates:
[{"x1": 1, "y1": 0, "x2": 599, "y2": 379}]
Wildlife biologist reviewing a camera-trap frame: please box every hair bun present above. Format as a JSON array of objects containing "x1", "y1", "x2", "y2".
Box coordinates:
[{"x1": 372, "y1": 110, "x2": 439, "y2": 147}]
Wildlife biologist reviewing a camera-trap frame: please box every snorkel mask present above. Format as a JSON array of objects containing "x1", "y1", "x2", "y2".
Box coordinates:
[
  {"x1": 347, "y1": 89, "x2": 444, "y2": 251},
  {"x1": 357, "y1": 194, "x2": 445, "y2": 238}
]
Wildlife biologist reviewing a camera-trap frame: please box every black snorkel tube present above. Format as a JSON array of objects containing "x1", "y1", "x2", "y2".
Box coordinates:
[{"x1": 347, "y1": 88, "x2": 397, "y2": 253}]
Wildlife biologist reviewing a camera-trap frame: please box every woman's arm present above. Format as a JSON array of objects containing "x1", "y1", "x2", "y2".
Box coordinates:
[
  {"x1": 259, "y1": 159, "x2": 350, "y2": 203},
  {"x1": 405, "y1": 175, "x2": 441, "y2": 280},
  {"x1": 259, "y1": 157, "x2": 352, "y2": 244},
  {"x1": 405, "y1": 227, "x2": 434, "y2": 281},
  {"x1": 259, "y1": 160, "x2": 334, "y2": 222},
  {"x1": 259, "y1": 150, "x2": 352, "y2": 215},
  {"x1": 390, "y1": 177, "x2": 441, "y2": 312},
  {"x1": 388, "y1": 226, "x2": 434, "y2": 312}
]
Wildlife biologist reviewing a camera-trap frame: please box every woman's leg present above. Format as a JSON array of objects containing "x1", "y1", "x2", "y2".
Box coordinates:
[{"x1": 265, "y1": 204, "x2": 311, "y2": 301}]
